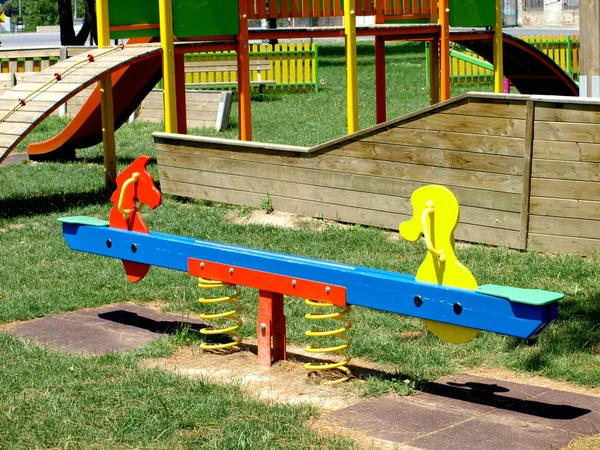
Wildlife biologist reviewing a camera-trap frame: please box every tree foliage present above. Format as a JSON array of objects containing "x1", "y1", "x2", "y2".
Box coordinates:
[
  {"x1": 2, "y1": 0, "x2": 18, "y2": 19},
  {"x1": 23, "y1": 0, "x2": 58, "y2": 32},
  {"x1": 16, "y1": 0, "x2": 95, "y2": 44}
]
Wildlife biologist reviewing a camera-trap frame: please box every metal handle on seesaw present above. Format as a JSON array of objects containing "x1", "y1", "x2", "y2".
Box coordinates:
[
  {"x1": 421, "y1": 200, "x2": 446, "y2": 263},
  {"x1": 118, "y1": 172, "x2": 141, "y2": 219}
]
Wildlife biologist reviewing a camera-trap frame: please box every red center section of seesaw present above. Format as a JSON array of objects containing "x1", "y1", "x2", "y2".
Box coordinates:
[{"x1": 188, "y1": 258, "x2": 347, "y2": 306}]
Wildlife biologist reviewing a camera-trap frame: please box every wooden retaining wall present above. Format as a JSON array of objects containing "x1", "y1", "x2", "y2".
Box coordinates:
[
  {"x1": 154, "y1": 93, "x2": 600, "y2": 254},
  {"x1": 61, "y1": 88, "x2": 232, "y2": 131}
]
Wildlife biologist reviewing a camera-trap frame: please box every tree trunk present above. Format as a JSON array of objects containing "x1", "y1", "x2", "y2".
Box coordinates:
[
  {"x1": 84, "y1": 0, "x2": 97, "y2": 45},
  {"x1": 58, "y1": 0, "x2": 76, "y2": 45}
]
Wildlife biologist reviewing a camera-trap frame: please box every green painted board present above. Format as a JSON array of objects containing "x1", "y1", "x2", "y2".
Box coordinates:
[
  {"x1": 173, "y1": 0, "x2": 238, "y2": 38},
  {"x1": 58, "y1": 216, "x2": 110, "y2": 227},
  {"x1": 108, "y1": 0, "x2": 160, "y2": 39},
  {"x1": 476, "y1": 284, "x2": 563, "y2": 306},
  {"x1": 108, "y1": 0, "x2": 238, "y2": 40},
  {"x1": 449, "y1": 0, "x2": 495, "y2": 27}
]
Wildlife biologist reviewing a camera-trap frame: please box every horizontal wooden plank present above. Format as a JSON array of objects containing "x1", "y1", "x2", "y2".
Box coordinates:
[
  {"x1": 0, "y1": 133, "x2": 25, "y2": 148},
  {"x1": 400, "y1": 113, "x2": 526, "y2": 138},
  {"x1": 532, "y1": 140, "x2": 600, "y2": 162},
  {"x1": 439, "y1": 100, "x2": 527, "y2": 120},
  {"x1": 534, "y1": 121, "x2": 600, "y2": 144},
  {"x1": 140, "y1": 110, "x2": 218, "y2": 121},
  {"x1": 532, "y1": 160, "x2": 600, "y2": 182},
  {"x1": 0, "y1": 101, "x2": 57, "y2": 113},
  {"x1": 9, "y1": 82, "x2": 84, "y2": 93},
  {"x1": 141, "y1": 99, "x2": 220, "y2": 112},
  {"x1": 158, "y1": 165, "x2": 521, "y2": 230},
  {"x1": 530, "y1": 197, "x2": 600, "y2": 221},
  {"x1": 0, "y1": 49, "x2": 60, "y2": 59},
  {"x1": 0, "y1": 90, "x2": 69, "y2": 102},
  {"x1": 530, "y1": 215, "x2": 600, "y2": 239},
  {"x1": 331, "y1": 141, "x2": 523, "y2": 176},
  {"x1": 0, "y1": 110, "x2": 45, "y2": 123},
  {"x1": 530, "y1": 178, "x2": 600, "y2": 201},
  {"x1": 535, "y1": 102, "x2": 600, "y2": 124},
  {"x1": 362, "y1": 128, "x2": 525, "y2": 157},
  {"x1": 188, "y1": 120, "x2": 217, "y2": 129},
  {"x1": 528, "y1": 233, "x2": 600, "y2": 254},
  {"x1": 155, "y1": 142, "x2": 523, "y2": 193},
  {"x1": 159, "y1": 178, "x2": 520, "y2": 248},
  {"x1": 156, "y1": 149, "x2": 522, "y2": 212},
  {"x1": 0, "y1": 121, "x2": 32, "y2": 136}
]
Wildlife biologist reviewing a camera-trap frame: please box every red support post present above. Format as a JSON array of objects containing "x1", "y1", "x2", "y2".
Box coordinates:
[
  {"x1": 174, "y1": 53, "x2": 187, "y2": 134},
  {"x1": 375, "y1": 35, "x2": 386, "y2": 124},
  {"x1": 257, "y1": 290, "x2": 287, "y2": 366},
  {"x1": 237, "y1": 0, "x2": 252, "y2": 141}
]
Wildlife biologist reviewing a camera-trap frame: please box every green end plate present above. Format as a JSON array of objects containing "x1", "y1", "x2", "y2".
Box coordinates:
[
  {"x1": 476, "y1": 284, "x2": 563, "y2": 306},
  {"x1": 58, "y1": 216, "x2": 110, "y2": 227}
]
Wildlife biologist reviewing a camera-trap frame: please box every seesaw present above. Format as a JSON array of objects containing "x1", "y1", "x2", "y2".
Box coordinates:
[{"x1": 59, "y1": 156, "x2": 562, "y2": 383}]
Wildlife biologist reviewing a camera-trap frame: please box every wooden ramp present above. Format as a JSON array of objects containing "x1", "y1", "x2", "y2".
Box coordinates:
[{"x1": 0, "y1": 44, "x2": 161, "y2": 165}]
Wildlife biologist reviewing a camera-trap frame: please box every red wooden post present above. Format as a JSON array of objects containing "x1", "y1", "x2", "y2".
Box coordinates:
[
  {"x1": 375, "y1": 35, "x2": 386, "y2": 124},
  {"x1": 174, "y1": 53, "x2": 187, "y2": 134},
  {"x1": 257, "y1": 290, "x2": 287, "y2": 366}
]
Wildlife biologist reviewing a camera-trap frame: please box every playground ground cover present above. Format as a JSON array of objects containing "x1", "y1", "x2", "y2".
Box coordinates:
[{"x1": 1, "y1": 41, "x2": 600, "y2": 448}]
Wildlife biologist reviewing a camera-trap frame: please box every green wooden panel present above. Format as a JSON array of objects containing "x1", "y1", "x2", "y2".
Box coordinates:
[
  {"x1": 108, "y1": 0, "x2": 160, "y2": 39},
  {"x1": 449, "y1": 0, "x2": 495, "y2": 27},
  {"x1": 108, "y1": 0, "x2": 238, "y2": 39},
  {"x1": 173, "y1": 0, "x2": 238, "y2": 38}
]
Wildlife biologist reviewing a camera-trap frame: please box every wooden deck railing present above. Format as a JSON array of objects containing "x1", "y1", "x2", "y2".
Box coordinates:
[{"x1": 245, "y1": 0, "x2": 432, "y2": 19}]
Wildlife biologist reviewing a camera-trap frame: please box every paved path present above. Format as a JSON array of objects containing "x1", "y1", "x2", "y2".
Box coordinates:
[
  {"x1": 333, "y1": 374, "x2": 600, "y2": 449},
  {"x1": 6, "y1": 303, "x2": 205, "y2": 354}
]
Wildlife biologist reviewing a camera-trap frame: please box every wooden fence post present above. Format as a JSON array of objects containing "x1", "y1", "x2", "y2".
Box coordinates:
[{"x1": 520, "y1": 100, "x2": 535, "y2": 251}]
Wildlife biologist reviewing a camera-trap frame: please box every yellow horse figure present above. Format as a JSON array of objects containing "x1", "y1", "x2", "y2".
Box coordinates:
[{"x1": 400, "y1": 185, "x2": 480, "y2": 344}]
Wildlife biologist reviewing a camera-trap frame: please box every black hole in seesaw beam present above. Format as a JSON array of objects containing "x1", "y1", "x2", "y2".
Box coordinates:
[
  {"x1": 131, "y1": 244, "x2": 137, "y2": 253},
  {"x1": 453, "y1": 303, "x2": 463, "y2": 315},
  {"x1": 106, "y1": 239, "x2": 112, "y2": 248},
  {"x1": 414, "y1": 296, "x2": 423, "y2": 307}
]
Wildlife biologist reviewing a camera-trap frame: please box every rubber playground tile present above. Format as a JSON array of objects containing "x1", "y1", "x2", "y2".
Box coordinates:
[
  {"x1": 332, "y1": 396, "x2": 473, "y2": 443},
  {"x1": 8, "y1": 303, "x2": 206, "y2": 355},
  {"x1": 410, "y1": 414, "x2": 576, "y2": 450},
  {"x1": 0, "y1": 153, "x2": 27, "y2": 166},
  {"x1": 333, "y1": 375, "x2": 600, "y2": 449}
]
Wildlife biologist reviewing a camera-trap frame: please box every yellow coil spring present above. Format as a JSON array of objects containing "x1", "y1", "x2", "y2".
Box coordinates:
[
  {"x1": 197, "y1": 277, "x2": 243, "y2": 350},
  {"x1": 304, "y1": 299, "x2": 353, "y2": 384}
]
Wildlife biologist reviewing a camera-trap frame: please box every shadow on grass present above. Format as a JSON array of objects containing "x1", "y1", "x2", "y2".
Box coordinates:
[
  {"x1": 77, "y1": 154, "x2": 156, "y2": 167},
  {"x1": 504, "y1": 291, "x2": 600, "y2": 359},
  {"x1": 0, "y1": 186, "x2": 114, "y2": 219}
]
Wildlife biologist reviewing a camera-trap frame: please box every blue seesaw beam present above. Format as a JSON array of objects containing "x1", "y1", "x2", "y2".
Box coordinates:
[{"x1": 60, "y1": 218, "x2": 561, "y2": 339}]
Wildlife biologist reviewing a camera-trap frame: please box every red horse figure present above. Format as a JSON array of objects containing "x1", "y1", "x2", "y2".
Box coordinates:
[{"x1": 109, "y1": 155, "x2": 162, "y2": 283}]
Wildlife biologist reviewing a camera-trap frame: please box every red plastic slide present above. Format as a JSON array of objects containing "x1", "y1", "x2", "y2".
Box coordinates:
[{"x1": 28, "y1": 39, "x2": 163, "y2": 160}]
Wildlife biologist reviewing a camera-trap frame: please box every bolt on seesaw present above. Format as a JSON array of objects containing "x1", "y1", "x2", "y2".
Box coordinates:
[{"x1": 59, "y1": 156, "x2": 562, "y2": 383}]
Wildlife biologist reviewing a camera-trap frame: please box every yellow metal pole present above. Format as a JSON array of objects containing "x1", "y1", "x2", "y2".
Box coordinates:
[
  {"x1": 344, "y1": 0, "x2": 359, "y2": 134},
  {"x1": 159, "y1": 0, "x2": 178, "y2": 133},
  {"x1": 493, "y1": 0, "x2": 504, "y2": 93},
  {"x1": 439, "y1": 0, "x2": 450, "y2": 101},
  {"x1": 96, "y1": 0, "x2": 116, "y2": 186}
]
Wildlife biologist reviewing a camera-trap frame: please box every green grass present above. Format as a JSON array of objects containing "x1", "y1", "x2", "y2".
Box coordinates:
[
  {"x1": 0, "y1": 41, "x2": 596, "y2": 447},
  {"x1": 0, "y1": 335, "x2": 353, "y2": 449}
]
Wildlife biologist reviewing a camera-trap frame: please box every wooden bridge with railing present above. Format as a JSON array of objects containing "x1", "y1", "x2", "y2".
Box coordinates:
[{"x1": 243, "y1": 0, "x2": 434, "y2": 20}]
